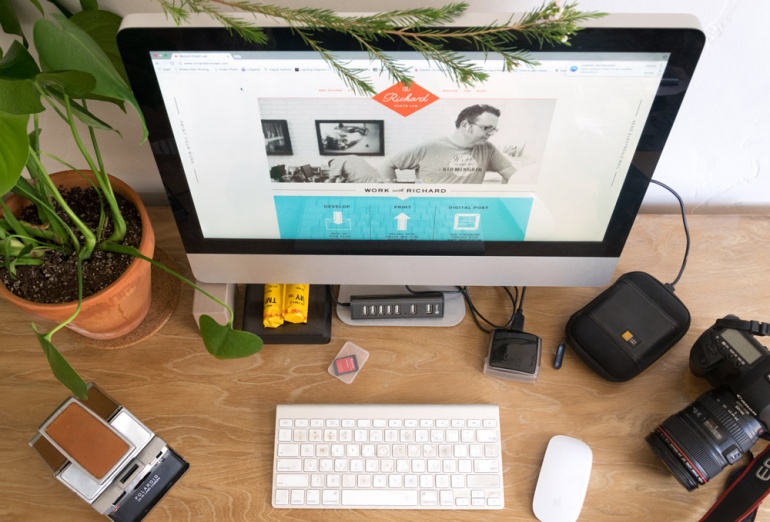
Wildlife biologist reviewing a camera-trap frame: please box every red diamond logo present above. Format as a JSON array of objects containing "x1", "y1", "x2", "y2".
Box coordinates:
[{"x1": 373, "y1": 82, "x2": 439, "y2": 117}]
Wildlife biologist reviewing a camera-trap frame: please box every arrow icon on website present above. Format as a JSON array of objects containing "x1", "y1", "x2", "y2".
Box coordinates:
[{"x1": 394, "y1": 212, "x2": 410, "y2": 231}]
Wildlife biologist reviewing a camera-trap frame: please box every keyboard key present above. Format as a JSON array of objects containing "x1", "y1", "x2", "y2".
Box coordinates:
[
  {"x1": 300, "y1": 444, "x2": 314, "y2": 457},
  {"x1": 275, "y1": 474, "x2": 308, "y2": 487},
  {"x1": 467, "y1": 474, "x2": 501, "y2": 488},
  {"x1": 276, "y1": 458, "x2": 302, "y2": 472},
  {"x1": 421, "y1": 490, "x2": 439, "y2": 506},
  {"x1": 322, "y1": 490, "x2": 340, "y2": 505},
  {"x1": 342, "y1": 489, "x2": 419, "y2": 507},
  {"x1": 274, "y1": 490, "x2": 289, "y2": 505},
  {"x1": 306, "y1": 490, "x2": 320, "y2": 505},
  {"x1": 474, "y1": 459, "x2": 500, "y2": 473},
  {"x1": 476, "y1": 430, "x2": 498, "y2": 443},
  {"x1": 277, "y1": 444, "x2": 299, "y2": 457}
]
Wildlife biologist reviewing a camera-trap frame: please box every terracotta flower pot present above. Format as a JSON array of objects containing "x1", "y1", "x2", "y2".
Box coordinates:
[{"x1": 0, "y1": 170, "x2": 155, "y2": 340}]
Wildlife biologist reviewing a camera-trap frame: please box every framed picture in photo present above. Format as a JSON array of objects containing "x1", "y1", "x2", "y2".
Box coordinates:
[
  {"x1": 315, "y1": 120, "x2": 384, "y2": 156},
  {"x1": 261, "y1": 120, "x2": 293, "y2": 155}
]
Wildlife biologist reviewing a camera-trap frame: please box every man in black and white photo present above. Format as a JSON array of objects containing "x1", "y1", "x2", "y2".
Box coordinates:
[{"x1": 378, "y1": 104, "x2": 517, "y2": 184}]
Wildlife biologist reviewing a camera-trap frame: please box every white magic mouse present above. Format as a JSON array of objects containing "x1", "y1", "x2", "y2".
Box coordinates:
[{"x1": 532, "y1": 435, "x2": 593, "y2": 522}]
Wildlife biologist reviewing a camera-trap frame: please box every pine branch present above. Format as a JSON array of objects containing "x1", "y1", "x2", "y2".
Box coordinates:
[{"x1": 156, "y1": 1, "x2": 605, "y2": 93}]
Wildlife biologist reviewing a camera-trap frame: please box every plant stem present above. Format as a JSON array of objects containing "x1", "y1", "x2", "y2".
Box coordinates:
[
  {"x1": 26, "y1": 152, "x2": 95, "y2": 255},
  {"x1": 63, "y1": 96, "x2": 127, "y2": 244},
  {"x1": 43, "y1": 251, "x2": 86, "y2": 339}
]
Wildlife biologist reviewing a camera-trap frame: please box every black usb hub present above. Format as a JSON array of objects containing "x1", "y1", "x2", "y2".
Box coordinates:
[{"x1": 349, "y1": 293, "x2": 445, "y2": 320}]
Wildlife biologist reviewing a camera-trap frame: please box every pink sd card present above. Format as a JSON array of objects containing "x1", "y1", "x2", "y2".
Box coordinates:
[{"x1": 333, "y1": 355, "x2": 359, "y2": 375}]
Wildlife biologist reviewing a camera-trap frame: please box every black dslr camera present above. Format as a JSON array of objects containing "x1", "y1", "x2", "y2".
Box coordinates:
[{"x1": 646, "y1": 315, "x2": 770, "y2": 490}]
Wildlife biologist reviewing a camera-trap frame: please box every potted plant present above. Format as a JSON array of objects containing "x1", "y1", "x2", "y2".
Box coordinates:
[
  {"x1": 0, "y1": 1, "x2": 599, "y2": 399},
  {"x1": 0, "y1": 8, "x2": 265, "y2": 400}
]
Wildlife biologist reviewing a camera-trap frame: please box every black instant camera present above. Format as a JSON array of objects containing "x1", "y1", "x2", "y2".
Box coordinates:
[{"x1": 647, "y1": 315, "x2": 770, "y2": 491}]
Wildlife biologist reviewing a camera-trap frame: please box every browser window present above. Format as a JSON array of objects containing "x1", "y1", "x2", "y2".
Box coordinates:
[{"x1": 151, "y1": 51, "x2": 668, "y2": 243}]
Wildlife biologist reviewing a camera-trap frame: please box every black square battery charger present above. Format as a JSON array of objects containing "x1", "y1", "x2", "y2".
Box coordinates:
[{"x1": 565, "y1": 271, "x2": 691, "y2": 382}]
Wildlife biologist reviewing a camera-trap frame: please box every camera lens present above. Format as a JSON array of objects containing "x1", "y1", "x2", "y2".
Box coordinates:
[{"x1": 646, "y1": 387, "x2": 764, "y2": 491}]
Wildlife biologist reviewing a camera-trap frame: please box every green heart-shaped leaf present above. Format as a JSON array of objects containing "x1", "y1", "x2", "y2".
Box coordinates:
[
  {"x1": 37, "y1": 70, "x2": 97, "y2": 98},
  {"x1": 0, "y1": 112, "x2": 29, "y2": 194},
  {"x1": 0, "y1": 41, "x2": 40, "y2": 80},
  {"x1": 34, "y1": 327, "x2": 88, "y2": 400},
  {"x1": 0, "y1": 42, "x2": 44, "y2": 115},
  {"x1": 199, "y1": 315, "x2": 264, "y2": 359},
  {"x1": 0, "y1": 0, "x2": 27, "y2": 45},
  {"x1": 70, "y1": 9, "x2": 128, "y2": 85},
  {"x1": 33, "y1": 14, "x2": 147, "y2": 140}
]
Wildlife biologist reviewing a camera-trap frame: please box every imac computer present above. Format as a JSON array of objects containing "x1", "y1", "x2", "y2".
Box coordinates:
[{"x1": 117, "y1": 13, "x2": 704, "y2": 326}]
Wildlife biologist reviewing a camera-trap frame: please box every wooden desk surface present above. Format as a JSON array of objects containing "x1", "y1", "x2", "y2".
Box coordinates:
[{"x1": 1, "y1": 209, "x2": 769, "y2": 522}]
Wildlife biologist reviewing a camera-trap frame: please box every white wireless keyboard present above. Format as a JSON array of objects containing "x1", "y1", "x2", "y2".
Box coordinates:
[{"x1": 272, "y1": 404, "x2": 504, "y2": 509}]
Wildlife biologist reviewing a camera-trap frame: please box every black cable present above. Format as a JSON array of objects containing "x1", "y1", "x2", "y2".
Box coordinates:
[
  {"x1": 407, "y1": 285, "x2": 518, "y2": 333},
  {"x1": 328, "y1": 285, "x2": 350, "y2": 307},
  {"x1": 516, "y1": 286, "x2": 527, "y2": 314},
  {"x1": 508, "y1": 286, "x2": 527, "y2": 331},
  {"x1": 461, "y1": 286, "x2": 521, "y2": 334},
  {"x1": 649, "y1": 179, "x2": 690, "y2": 289}
]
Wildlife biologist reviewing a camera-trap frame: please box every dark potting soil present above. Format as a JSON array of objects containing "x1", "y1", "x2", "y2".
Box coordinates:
[{"x1": 0, "y1": 186, "x2": 143, "y2": 304}]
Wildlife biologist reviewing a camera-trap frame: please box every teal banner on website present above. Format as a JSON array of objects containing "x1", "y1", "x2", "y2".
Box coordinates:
[{"x1": 274, "y1": 196, "x2": 533, "y2": 241}]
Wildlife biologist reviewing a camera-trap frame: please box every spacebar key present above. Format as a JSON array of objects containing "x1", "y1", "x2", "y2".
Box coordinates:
[{"x1": 342, "y1": 490, "x2": 419, "y2": 507}]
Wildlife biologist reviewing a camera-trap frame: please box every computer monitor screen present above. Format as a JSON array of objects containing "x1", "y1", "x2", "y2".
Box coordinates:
[{"x1": 118, "y1": 14, "x2": 704, "y2": 291}]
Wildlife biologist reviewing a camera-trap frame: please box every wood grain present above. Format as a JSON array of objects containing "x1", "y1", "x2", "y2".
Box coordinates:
[{"x1": 1, "y1": 208, "x2": 769, "y2": 521}]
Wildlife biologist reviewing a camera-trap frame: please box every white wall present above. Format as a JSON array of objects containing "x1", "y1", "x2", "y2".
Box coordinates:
[{"x1": 6, "y1": 0, "x2": 769, "y2": 212}]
